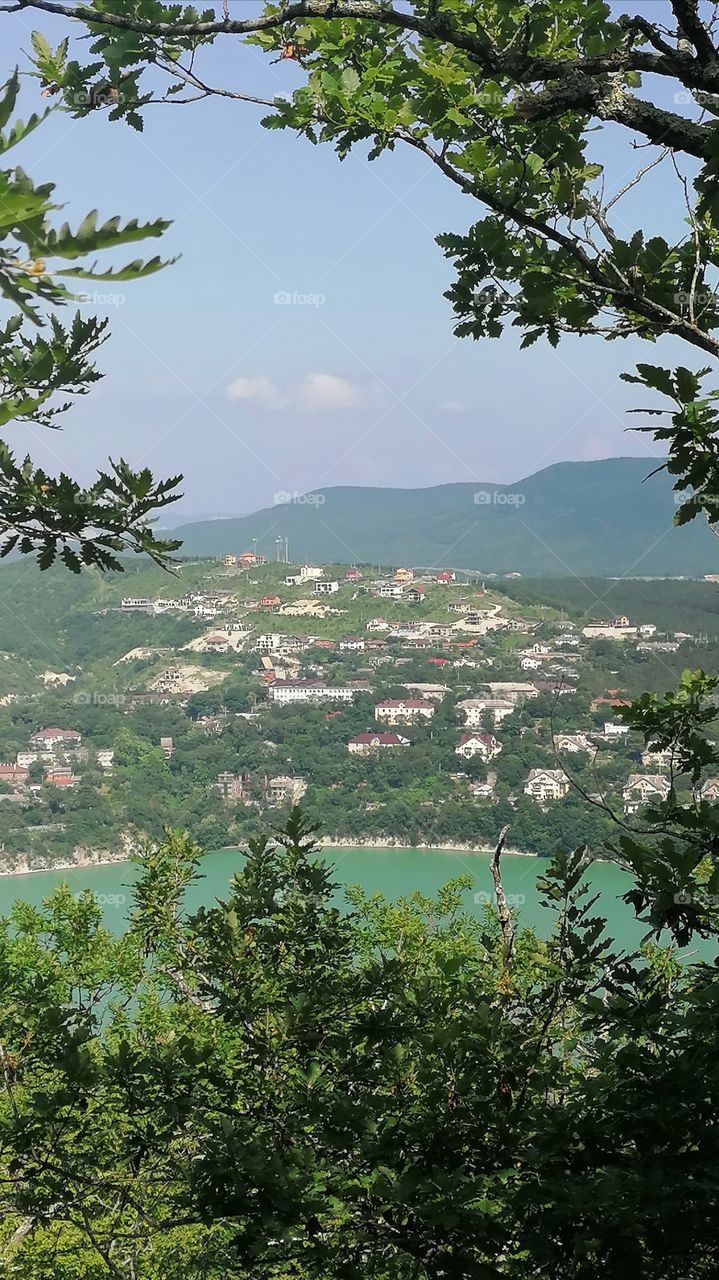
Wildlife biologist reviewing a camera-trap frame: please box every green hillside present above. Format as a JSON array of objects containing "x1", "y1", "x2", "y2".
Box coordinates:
[{"x1": 172, "y1": 458, "x2": 718, "y2": 577}]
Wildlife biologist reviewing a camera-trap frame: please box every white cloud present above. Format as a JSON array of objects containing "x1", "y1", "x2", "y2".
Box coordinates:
[
  {"x1": 299, "y1": 372, "x2": 367, "y2": 413},
  {"x1": 437, "y1": 399, "x2": 466, "y2": 414},
  {"x1": 226, "y1": 375, "x2": 285, "y2": 409}
]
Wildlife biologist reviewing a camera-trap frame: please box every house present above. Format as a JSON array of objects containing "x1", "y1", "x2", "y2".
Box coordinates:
[
  {"x1": 0, "y1": 763, "x2": 28, "y2": 786},
  {"x1": 238, "y1": 551, "x2": 258, "y2": 567},
  {"x1": 623, "y1": 774, "x2": 670, "y2": 814},
  {"x1": 503, "y1": 617, "x2": 534, "y2": 632},
  {"x1": 255, "y1": 633, "x2": 285, "y2": 653},
  {"x1": 641, "y1": 745, "x2": 673, "y2": 770},
  {"x1": 591, "y1": 695, "x2": 631, "y2": 712},
  {"x1": 96, "y1": 750, "x2": 114, "y2": 770},
  {"x1": 347, "y1": 732, "x2": 410, "y2": 754},
  {"x1": 378, "y1": 582, "x2": 404, "y2": 599},
  {"x1": 366, "y1": 617, "x2": 389, "y2": 632},
  {"x1": 455, "y1": 732, "x2": 502, "y2": 761},
  {"x1": 314, "y1": 580, "x2": 339, "y2": 595},
  {"x1": 394, "y1": 567, "x2": 413, "y2": 582},
  {"x1": 520, "y1": 656, "x2": 542, "y2": 671},
  {"x1": 339, "y1": 636, "x2": 366, "y2": 651},
  {"x1": 486, "y1": 682, "x2": 539, "y2": 701},
  {"x1": 203, "y1": 634, "x2": 230, "y2": 653},
  {"x1": 472, "y1": 780, "x2": 495, "y2": 799},
  {"x1": 700, "y1": 777, "x2": 719, "y2": 802},
  {"x1": 266, "y1": 775, "x2": 307, "y2": 805},
  {"x1": 121, "y1": 596, "x2": 154, "y2": 612},
  {"x1": 345, "y1": 567, "x2": 361, "y2": 581},
  {"x1": 223, "y1": 554, "x2": 238, "y2": 567},
  {"x1": 375, "y1": 699, "x2": 435, "y2": 725},
  {"x1": 637, "y1": 640, "x2": 680, "y2": 653},
  {"x1": 29, "y1": 727, "x2": 81, "y2": 750},
  {"x1": 458, "y1": 698, "x2": 515, "y2": 727},
  {"x1": 215, "y1": 771, "x2": 248, "y2": 801},
  {"x1": 45, "y1": 771, "x2": 80, "y2": 788},
  {"x1": 260, "y1": 594, "x2": 281, "y2": 609},
  {"x1": 160, "y1": 737, "x2": 174, "y2": 758},
  {"x1": 553, "y1": 732, "x2": 593, "y2": 755},
  {"x1": 269, "y1": 680, "x2": 369, "y2": 705},
  {"x1": 401, "y1": 682, "x2": 449, "y2": 701},
  {"x1": 405, "y1": 585, "x2": 425, "y2": 604},
  {"x1": 447, "y1": 601, "x2": 471, "y2": 614},
  {"x1": 638, "y1": 623, "x2": 657, "y2": 637},
  {"x1": 523, "y1": 769, "x2": 571, "y2": 803},
  {"x1": 582, "y1": 621, "x2": 637, "y2": 639},
  {"x1": 435, "y1": 570, "x2": 455, "y2": 584},
  {"x1": 604, "y1": 721, "x2": 630, "y2": 740}
]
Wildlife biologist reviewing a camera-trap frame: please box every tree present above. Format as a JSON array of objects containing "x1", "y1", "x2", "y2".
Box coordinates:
[
  {"x1": 0, "y1": 812, "x2": 718, "y2": 1279},
  {"x1": 0, "y1": 64, "x2": 181, "y2": 570}
]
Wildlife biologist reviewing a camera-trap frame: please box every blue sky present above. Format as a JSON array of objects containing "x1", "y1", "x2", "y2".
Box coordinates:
[{"x1": 0, "y1": 1, "x2": 689, "y2": 517}]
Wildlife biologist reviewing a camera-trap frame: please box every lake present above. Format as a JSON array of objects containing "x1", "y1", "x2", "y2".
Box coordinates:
[{"x1": 0, "y1": 846, "x2": 672, "y2": 951}]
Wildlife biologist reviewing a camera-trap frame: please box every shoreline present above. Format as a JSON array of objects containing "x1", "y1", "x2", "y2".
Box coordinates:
[{"x1": 0, "y1": 837, "x2": 540, "y2": 879}]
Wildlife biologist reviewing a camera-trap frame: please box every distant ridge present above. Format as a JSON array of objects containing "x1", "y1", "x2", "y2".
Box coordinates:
[{"x1": 173, "y1": 458, "x2": 718, "y2": 577}]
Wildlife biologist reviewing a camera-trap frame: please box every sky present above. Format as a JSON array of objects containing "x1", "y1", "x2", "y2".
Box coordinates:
[{"x1": 0, "y1": 1, "x2": 696, "y2": 518}]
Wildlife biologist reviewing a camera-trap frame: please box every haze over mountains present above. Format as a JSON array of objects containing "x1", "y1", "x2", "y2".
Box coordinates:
[{"x1": 173, "y1": 458, "x2": 718, "y2": 578}]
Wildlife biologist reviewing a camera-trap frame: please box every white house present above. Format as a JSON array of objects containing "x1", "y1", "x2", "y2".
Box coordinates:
[
  {"x1": 314, "y1": 580, "x2": 339, "y2": 595},
  {"x1": 375, "y1": 699, "x2": 435, "y2": 725},
  {"x1": 269, "y1": 680, "x2": 369, "y2": 705},
  {"x1": 378, "y1": 582, "x2": 404, "y2": 599},
  {"x1": 604, "y1": 721, "x2": 630, "y2": 740},
  {"x1": 339, "y1": 636, "x2": 366, "y2": 651},
  {"x1": 523, "y1": 769, "x2": 571, "y2": 803},
  {"x1": 266, "y1": 775, "x2": 307, "y2": 804},
  {"x1": 553, "y1": 732, "x2": 593, "y2": 755},
  {"x1": 455, "y1": 732, "x2": 502, "y2": 761},
  {"x1": 520, "y1": 656, "x2": 542, "y2": 671},
  {"x1": 29, "y1": 727, "x2": 82, "y2": 750},
  {"x1": 623, "y1": 774, "x2": 670, "y2": 814},
  {"x1": 458, "y1": 698, "x2": 515, "y2": 727}
]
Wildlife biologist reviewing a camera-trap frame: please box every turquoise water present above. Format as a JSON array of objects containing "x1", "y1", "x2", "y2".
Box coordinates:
[{"x1": 0, "y1": 846, "x2": 668, "y2": 951}]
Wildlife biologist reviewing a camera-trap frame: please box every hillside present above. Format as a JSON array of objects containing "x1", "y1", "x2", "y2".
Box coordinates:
[{"x1": 173, "y1": 458, "x2": 718, "y2": 577}]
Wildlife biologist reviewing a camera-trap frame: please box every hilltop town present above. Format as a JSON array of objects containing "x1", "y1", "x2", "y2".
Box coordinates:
[{"x1": 0, "y1": 552, "x2": 716, "y2": 871}]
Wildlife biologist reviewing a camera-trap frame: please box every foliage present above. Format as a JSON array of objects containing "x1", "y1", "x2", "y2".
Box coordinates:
[
  {"x1": 0, "y1": 68, "x2": 181, "y2": 569},
  {"x1": 0, "y1": 814, "x2": 717, "y2": 1278}
]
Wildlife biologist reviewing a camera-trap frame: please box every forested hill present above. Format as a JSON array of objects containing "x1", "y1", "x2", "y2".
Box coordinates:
[{"x1": 173, "y1": 458, "x2": 718, "y2": 577}]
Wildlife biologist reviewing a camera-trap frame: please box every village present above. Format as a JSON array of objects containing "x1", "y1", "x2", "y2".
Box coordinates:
[{"x1": 0, "y1": 550, "x2": 715, "y2": 867}]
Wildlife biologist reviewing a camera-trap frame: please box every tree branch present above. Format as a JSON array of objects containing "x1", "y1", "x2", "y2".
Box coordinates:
[{"x1": 490, "y1": 823, "x2": 515, "y2": 966}]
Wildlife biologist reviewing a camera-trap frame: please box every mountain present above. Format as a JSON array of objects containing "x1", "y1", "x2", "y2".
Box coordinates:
[{"x1": 172, "y1": 458, "x2": 718, "y2": 577}]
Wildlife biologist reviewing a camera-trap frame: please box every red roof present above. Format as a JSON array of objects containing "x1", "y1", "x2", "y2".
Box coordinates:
[
  {"x1": 436, "y1": 571, "x2": 454, "y2": 581},
  {"x1": 428, "y1": 657, "x2": 449, "y2": 666}
]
